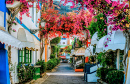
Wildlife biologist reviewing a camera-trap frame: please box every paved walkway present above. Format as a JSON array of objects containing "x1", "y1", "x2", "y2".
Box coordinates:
[{"x1": 42, "y1": 63, "x2": 99, "y2": 84}]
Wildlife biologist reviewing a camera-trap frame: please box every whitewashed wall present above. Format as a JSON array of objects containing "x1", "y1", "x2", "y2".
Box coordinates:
[
  {"x1": 0, "y1": 11, "x2": 4, "y2": 27},
  {"x1": 6, "y1": 1, "x2": 41, "y2": 83}
]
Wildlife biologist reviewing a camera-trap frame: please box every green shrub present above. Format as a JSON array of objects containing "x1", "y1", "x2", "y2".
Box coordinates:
[
  {"x1": 36, "y1": 60, "x2": 46, "y2": 74},
  {"x1": 17, "y1": 63, "x2": 35, "y2": 83},
  {"x1": 96, "y1": 67, "x2": 117, "y2": 81},
  {"x1": 106, "y1": 70, "x2": 124, "y2": 84},
  {"x1": 47, "y1": 58, "x2": 60, "y2": 70},
  {"x1": 47, "y1": 60, "x2": 55, "y2": 70},
  {"x1": 50, "y1": 54, "x2": 55, "y2": 59}
]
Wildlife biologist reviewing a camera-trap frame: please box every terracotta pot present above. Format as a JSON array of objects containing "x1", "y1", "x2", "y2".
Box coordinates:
[{"x1": 75, "y1": 69, "x2": 84, "y2": 72}]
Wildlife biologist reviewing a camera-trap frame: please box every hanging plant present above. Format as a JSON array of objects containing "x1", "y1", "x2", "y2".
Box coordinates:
[{"x1": 84, "y1": 13, "x2": 107, "y2": 39}]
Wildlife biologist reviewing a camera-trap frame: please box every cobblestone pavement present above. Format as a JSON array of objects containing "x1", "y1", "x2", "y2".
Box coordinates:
[{"x1": 41, "y1": 63, "x2": 99, "y2": 84}]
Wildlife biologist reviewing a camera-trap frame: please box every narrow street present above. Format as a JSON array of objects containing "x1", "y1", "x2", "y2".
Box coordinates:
[{"x1": 42, "y1": 63, "x2": 98, "y2": 84}]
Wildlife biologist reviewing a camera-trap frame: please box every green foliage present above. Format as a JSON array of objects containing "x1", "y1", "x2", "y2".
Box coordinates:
[
  {"x1": 50, "y1": 37, "x2": 61, "y2": 44},
  {"x1": 50, "y1": 54, "x2": 56, "y2": 59},
  {"x1": 106, "y1": 70, "x2": 124, "y2": 84},
  {"x1": 70, "y1": 58, "x2": 73, "y2": 63},
  {"x1": 96, "y1": 67, "x2": 117, "y2": 81},
  {"x1": 84, "y1": 13, "x2": 107, "y2": 39},
  {"x1": 17, "y1": 63, "x2": 35, "y2": 83},
  {"x1": 36, "y1": 60, "x2": 46, "y2": 74},
  {"x1": 47, "y1": 58, "x2": 60, "y2": 70},
  {"x1": 65, "y1": 46, "x2": 72, "y2": 52},
  {"x1": 89, "y1": 56, "x2": 96, "y2": 62},
  {"x1": 85, "y1": 21, "x2": 97, "y2": 38},
  {"x1": 96, "y1": 51, "x2": 116, "y2": 68},
  {"x1": 75, "y1": 39, "x2": 82, "y2": 48},
  {"x1": 95, "y1": 13, "x2": 107, "y2": 39},
  {"x1": 52, "y1": 45, "x2": 59, "y2": 54}
]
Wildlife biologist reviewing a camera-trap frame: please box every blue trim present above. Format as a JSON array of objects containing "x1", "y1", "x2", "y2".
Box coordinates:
[
  {"x1": 32, "y1": 20, "x2": 34, "y2": 23},
  {"x1": 39, "y1": 2, "x2": 42, "y2": 10},
  {"x1": 15, "y1": 17, "x2": 40, "y2": 41},
  {"x1": 33, "y1": 34, "x2": 40, "y2": 41}
]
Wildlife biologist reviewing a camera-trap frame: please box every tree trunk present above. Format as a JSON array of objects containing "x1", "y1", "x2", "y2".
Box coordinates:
[
  {"x1": 123, "y1": 32, "x2": 130, "y2": 74},
  {"x1": 8, "y1": 46, "x2": 13, "y2": 84},
  {"x1": 40, "y1": 37, "x2": 44, "y2": 60}
]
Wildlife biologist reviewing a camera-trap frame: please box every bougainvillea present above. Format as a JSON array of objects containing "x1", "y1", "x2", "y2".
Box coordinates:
[
  {"x1": 39, "y1": 8, "x2": 93, "y2": 40},
  {"x1": 60, "y1": 0, "x2": 129, "y2": 47},
  {"x1": 6, "y1": 0, "x2": 53, "y2": 22}
]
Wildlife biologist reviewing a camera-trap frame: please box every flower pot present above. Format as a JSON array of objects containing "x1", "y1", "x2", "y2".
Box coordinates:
[{"x1": 75, "y1": 69, "x2": 84, "y2": 72}]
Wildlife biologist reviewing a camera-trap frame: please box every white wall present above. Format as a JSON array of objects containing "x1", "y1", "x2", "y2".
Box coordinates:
[
  {"x1": 0, "y1": 11, "x2": 4, "y2": 27},
  {"x1": 10, "y1": 48, "x2": 19, "y2": 83},
  {"x1": 59, "y1": 38, "x2": 68, "y2": 45},
  {"x1": 6, "y1": 1, "x2": 41, "y2": 83}
]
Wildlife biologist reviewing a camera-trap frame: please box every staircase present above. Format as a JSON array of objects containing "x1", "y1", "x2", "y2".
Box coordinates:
[{"x1": 84, "y1": 63, "x2": 102, "y2": 82}]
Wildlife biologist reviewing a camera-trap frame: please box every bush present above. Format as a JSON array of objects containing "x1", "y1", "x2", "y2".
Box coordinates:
[
  {"x1": 47, "y1": 58, "x2": 60, "y2": 70},
  {"x1": 96, "y1": 67, "x2": 117, "y2": 81},
  {"x1": 106, "y1": 70, "x2": 124, "y2": 84},
  {"x1": 36, "y1": 60, "x2": 46, "y2": 74},
  {"x1": 17, "y1": 63, "x2": 35, "y2": 83},
  {"x1": 47, "y1": 60, "x2": 55, "y2": 70},
  {"x1": 50, "y1": 54, "x2": 55, "y2": 59}
]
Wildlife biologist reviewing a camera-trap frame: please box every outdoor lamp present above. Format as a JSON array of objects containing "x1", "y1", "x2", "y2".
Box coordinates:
[{"x1": 41, "y1": 20, "x2": 46, "y2": 27}]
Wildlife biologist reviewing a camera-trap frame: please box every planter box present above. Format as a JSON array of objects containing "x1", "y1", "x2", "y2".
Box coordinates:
[
  {"x1": 75, "y1": 69, "x2": 84, "y2": 72},
  {"x1": 97, "y1": 79, "x2": 108, "y2": 84}
]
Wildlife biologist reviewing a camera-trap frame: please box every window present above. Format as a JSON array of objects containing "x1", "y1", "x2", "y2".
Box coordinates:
[
  {"x1": 18, "y1": 48, "x2": 32, "y2": 63},
  {"x1": 63, "y1": 42, "x2": 65, "y2": 44},
  {"x1": 62, "y1": 38, "x2": 66, "y2": 40},
  {"x1": 18, "y1": 50, "x2": 24, "y2": 63}
]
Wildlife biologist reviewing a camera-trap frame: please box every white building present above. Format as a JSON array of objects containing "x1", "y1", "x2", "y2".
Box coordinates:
[{"x1": 5, "y1": 1, "x2": 47, "y2": 83}]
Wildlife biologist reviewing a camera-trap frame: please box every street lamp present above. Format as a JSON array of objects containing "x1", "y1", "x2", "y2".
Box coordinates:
[
  {"x1": 41, "y1": 20, "x2": 46, "y2": 27},
  {"x1": 30, "y1": 20, "x2": 46, "y2": 34}
]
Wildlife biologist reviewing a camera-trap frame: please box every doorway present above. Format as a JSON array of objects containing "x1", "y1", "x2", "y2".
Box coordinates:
[{"x1": 0, "y1": 43, "x2": 10, "y2": 84}]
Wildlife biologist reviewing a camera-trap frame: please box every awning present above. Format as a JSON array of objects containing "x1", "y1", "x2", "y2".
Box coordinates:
[
  {"x1": 6, "y1": 1, "x2": 21, "y2": 9},
  {"x1": 91, "y1": 32, "x2": 98, "y2": 45},
  {"x1": 0, "y1": 30, "x2": 22, "y2": 48},
  {"x1": 75, "y1": 47, "x2": 85, "y2": 56},
  {"x1": 59, "y1": 56, "x2": 66, "y2": 59},
  {"x1": 72, "y1": 49, "x2": 78, "y2": 56},
  {"x1": 103, "y1": 30, "x2": 126, "y2": 51},
  {"x1": 96, "y1": 35, "x2": 107, "y2": 53},
  {"x1": 17, "y1": 28, "x2": 35, "y2": 49},
  {"x1": 32, "y1": 35, "x2": 40, "y2": 51},
  {"x1": 85, "y1": 45, "x2": 93, "y2": 57}
]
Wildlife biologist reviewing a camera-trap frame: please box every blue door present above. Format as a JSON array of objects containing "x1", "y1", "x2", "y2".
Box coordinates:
[{"x1": 0, "y1": 43, "x2": 10, "y2": 84}]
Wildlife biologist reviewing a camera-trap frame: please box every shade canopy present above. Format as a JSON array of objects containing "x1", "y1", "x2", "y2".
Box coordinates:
[
  {"x1": 72, "y1": 49, "x2": 78, "y2": 56},
  {"x1": 17, "y1": 28, "x2": 35, "y2": 48},
  {"x1": 85, "y1": 45, "x2": 93, "y2": 57},
  {"x1": 0, "y1": 30, "x2": 22, "y2": 48},
  {"x1": 59, "y1": 56, "x2": 66, "y2": 59},
  {"x1": 96, "y1": 36, "x2": 107, "y2": 53},
  {"x1": 91, "y1": 32, "x2": 98, "y2": 45},
  {"x1": 75, "y1": 47, "x2": 85, "y2": 56},
  {"x1": 6, "y1": 1, "x2": 21, "y2": 9},
  {"x1": 103, "y1": 30, "x2": 126, "y2": 51}
]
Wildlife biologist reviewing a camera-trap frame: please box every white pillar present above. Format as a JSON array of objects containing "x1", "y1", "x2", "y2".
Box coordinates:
[
  {"x1": 117, "y1": 49, "x2": 120, "y2": 70},
  {"x1": 126, "y1": 50, "x2": 130, "y2": 84}
]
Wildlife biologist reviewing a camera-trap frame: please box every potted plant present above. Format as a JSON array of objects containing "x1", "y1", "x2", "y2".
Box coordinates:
[{"x1": 75, "y1": 63, "x2": 84, "y2": 72}]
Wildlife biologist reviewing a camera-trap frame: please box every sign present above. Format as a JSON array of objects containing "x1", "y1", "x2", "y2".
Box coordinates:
[{"x1": 76, "y1": 60, "x2": 82, "y2": 66}]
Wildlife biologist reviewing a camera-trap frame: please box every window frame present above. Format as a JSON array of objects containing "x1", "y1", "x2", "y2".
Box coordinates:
[{"x1": 18, "y1": 49, "x2": 24, "y2": 63}]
